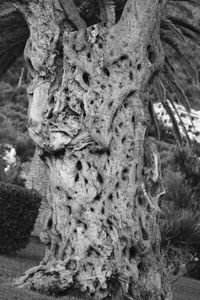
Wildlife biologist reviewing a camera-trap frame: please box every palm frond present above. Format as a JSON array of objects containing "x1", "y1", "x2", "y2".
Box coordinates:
[
  {"x1": 161, "y1": 34, "x2": 198, "y2": 85},
  {"x1": 155, "y1": 0, "x2": 200, "y2": 146},
  {"x1": 168, "y1": 94, "x2": 191, "y2": 145},
  {"x1": 169, "y1": 17, "x2": 200, "y2": 45},
  {"x1": 164, "y1": 56, "x2": 175, "y2": 73},
  {"x1": 179, "y1": 28, "x2": 200, "y2": 47},
  {"x1": 169, "y1": 0, "x2": 200, "y2": 8},
  {"x1": 149, "y1": 99, "x2": 161, "y2": 140},
  {"x1": 155, "y1": 79, "x2": 183, "y2": 147},
  {"x1": 161, "y1": 17, "x2": 185, "y2": 42},
  {"x1": 169, "y1": 17, "x2": 200, "y2": 37},
  {"x1": 162, "y1": 64, "x2": 191, "y2": 112},
  {"x1": 162, "y1": 101, "x2": 183, "y2": 148},
  {"x1": 168, "y1": 2, "x2": 193, "y2": 17}
]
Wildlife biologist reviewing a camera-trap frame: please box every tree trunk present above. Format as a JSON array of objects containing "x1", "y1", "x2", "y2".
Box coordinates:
[{"x1": 15, "y1": 0, "x2": 171, "y2": 299}]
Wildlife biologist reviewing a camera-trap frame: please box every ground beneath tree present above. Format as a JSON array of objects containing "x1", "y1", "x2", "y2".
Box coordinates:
[{"x1": 0, "y1": 237, "x2": 199, "y2": 300}]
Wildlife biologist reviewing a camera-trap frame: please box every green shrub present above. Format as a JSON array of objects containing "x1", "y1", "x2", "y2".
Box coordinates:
[
  {"x1": 0, "y1": 181, "x2": 41, "y2": 254},
  {"x1": 163, "y1": 169, "x2": 191, "y2": 209},
  {"x1": 160, "y1": 206, "x2": 200, "y2": 249}
]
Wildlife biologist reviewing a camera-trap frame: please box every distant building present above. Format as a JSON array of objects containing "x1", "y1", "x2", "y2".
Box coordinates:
[{"x1": 154, "y1": 102, "x2": 200, "y2": 143}]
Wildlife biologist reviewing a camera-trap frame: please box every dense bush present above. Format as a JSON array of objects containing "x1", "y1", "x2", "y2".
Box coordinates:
[
  {"x1": 159, "y1": 202, "x2": 200, "y2": 282},
  {"x1": 158, "y1": 142, "x2": 200, "y2": 280},
  {"x1": 0, "y1": 181, "x2": 41, "y2": 254},
  {"x1": 163, "y1": 169, "x2": 192, "y2": 209}
]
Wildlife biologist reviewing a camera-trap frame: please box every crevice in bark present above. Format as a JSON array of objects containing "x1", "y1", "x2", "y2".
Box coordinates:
[
  {"x1": 147, "y1": 44, "x2": 157, "y2": 64},
  {"x1": 82, "y1": 71, "x2": 90, "y2": 86},
  {"x1": 137, "y1": 63, "x2": 142, "y2": 71}
]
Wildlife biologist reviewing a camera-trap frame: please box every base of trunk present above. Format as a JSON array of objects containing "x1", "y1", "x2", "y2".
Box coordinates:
[{"x1": 14, "y1": 257, "x2": 172, "y2": 300}]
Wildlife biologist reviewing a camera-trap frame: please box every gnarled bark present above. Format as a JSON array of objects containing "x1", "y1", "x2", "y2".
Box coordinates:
[
  {"x1": 15, "y1": 0, "x2": 171, "y2": 299},
  {"x1": 25, "y1": 149, "x2": 49, "y2": 236}
]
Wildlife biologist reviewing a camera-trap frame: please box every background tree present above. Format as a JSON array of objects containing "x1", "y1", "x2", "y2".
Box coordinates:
[
  {"x1": 0, "y1": 59, "x2": 35, "y2": 163},
  {"x1": 0, "y1": 56, "x2": 35, "y2": 185},
  {"x1": 0, "y1": 0, "x2": 199, "y2": 299}
]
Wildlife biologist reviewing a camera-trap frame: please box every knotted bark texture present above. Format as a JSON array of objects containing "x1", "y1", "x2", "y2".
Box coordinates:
[{"x1": 15, "y1": 0, "x2": 172, "y2": 299}]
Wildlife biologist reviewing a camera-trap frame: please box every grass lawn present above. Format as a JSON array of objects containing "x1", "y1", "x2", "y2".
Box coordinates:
[
  {"x1": 0, "y1": 237, "x2": 200, "y2": 300},
  {"x1": 0, "y1": 237, "x2": 83, "y2": 300},
  {"x1": 173, "y1": 277, "x2": 200, "y2": 300}
]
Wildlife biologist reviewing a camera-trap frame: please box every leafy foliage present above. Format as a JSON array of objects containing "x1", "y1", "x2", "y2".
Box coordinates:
[
  {"x1": 0, "y1": 57, "x2": 35, "y2": 165},
  {"x1": 0, "y1": 144, "x2": 23, "y2": 186},
  {"x1": 160, "y1": 203, "x2": 200, "y2": 282},
  {"x1": 160, "y1": 206, "x2": 200, "y2": 250},
  {"x1": 152, "y1": 0, "x2": 200, "y2": 144},
  {"x1": 0, "y1": 10, "x2": 29, "y2": 81},
  {"x1": 0, "y1": 181, "x2": 41, "y2": 254},
  {"x1": 158, "y1": 141, "x2": 200, "y2": 280}
]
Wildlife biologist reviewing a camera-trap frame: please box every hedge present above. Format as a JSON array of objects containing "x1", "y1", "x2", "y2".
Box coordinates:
[{"x1": 0, "y1": 181, "x2": 41, "y2": 253}]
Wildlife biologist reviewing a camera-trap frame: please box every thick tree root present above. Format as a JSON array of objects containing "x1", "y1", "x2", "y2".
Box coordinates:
[
  {"x1": 13, "y1": 265, "x2": 49, "y2": 287},
  {"x1": 13, "y1": 257, "x2": 81, "y2": 293}
]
